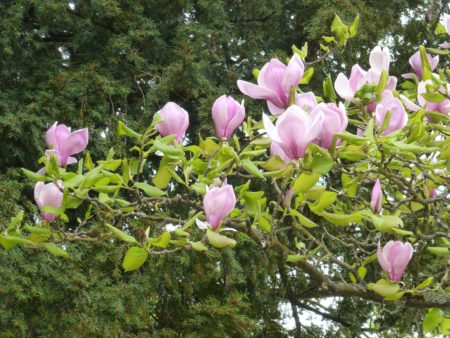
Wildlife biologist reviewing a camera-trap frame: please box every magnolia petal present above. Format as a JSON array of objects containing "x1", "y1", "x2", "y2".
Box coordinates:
[
  {"x1": 237, "y1": 80, "x2": 284, "y2": 107},
  {"x1": 334, "y1": 73, "x2": 354, "y2": 100},
  {"x1": 377, "y1": 242, "x2": 392, "y2": 273},
  {"x1": 262, "y1": 113, "x2": 283, "y2": 144}
]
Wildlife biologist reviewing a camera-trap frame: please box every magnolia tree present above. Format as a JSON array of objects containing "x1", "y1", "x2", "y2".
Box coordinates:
[{"x1": 3, "y1": 14, "x2": 450, "y2": 335}]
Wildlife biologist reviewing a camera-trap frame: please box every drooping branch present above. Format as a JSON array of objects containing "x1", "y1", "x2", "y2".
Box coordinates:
[{"x1": 270, "y1": 239, "x2": 450, "y2": 309}]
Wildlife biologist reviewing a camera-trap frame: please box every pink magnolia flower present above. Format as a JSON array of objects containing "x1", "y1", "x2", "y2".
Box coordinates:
[
  {"x1": 375, "y1": 91, "x2": 408, "y2": 135},
  {"x1": 237, "y1": 55, "x2": 304, "y2": 115},
  {"x1": 212, "y1": 95, "x2": 245, "y2": 140},
  {"x1": 45, "y1": 123, "x2": 89, "y2": 166},
  {"x1": 263, "y1": 105, "x2": 322, "y2": 160},
  {"x1": 310, "y1": 102, "x2": 348, "y2": 148},
  {"x1": 439, "y1": 14, "x2": 450, "y2": 48},
  {"x1": 335, "y1": 46, "x2": 397, "y2": 101},
  {"x1": 34, "y1": 181, "x2": 64, "y2": 221},
  {"x1": 155, "y1": 102, "x2": 189, "y2": 142},
  {"x1": 371, "y1": 179, "x2": 382, "y2": 214},
  {"x1": 377, "y1": 241, "x2": 413, "y2": 282},
  {"x1": 203, "y1": 182, "x2": 236, "y2": 230},
  {"x1": 402, "y1": 51, "x2": 439, "y2": 80}
]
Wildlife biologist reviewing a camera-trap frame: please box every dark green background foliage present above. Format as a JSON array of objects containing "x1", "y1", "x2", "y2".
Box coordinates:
[{"x1": 0, "y1": 0, "x2": 447, "y2": 336}]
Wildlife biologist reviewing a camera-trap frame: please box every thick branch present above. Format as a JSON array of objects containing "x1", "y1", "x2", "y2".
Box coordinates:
[{"x1": 271, "y1": 239, "x2": 450, "y2": 309}]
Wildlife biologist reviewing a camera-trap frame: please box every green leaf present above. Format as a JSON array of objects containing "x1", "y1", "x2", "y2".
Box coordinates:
[
  {"x1": 420, "y1": 92, "x2": 446, "y2": 103},
  {"x1": 441, "y1": 318, "x2": 450, "y2": 335},
  {"x1": 391, "y1": 228, "x2": 414, "y2": 236},
  {"x1": 368, "y1": 279, "x2": 401, "y2": 298},
  {"x1": 134, "y1": 182, "x2": 167, "y2": 197},
  {"x1": 44, "y1": 243, "x2": 69, "y2": 258},
  {"x1": 427, "y1": 247, "x2": 449, "y2": 256},
  {"x1": 260, "y1": 155, "x2": 286, "y2": 171},
  {"x1": 423, "y1": 308, "x2": 443, "y2": 333},
  {"x1": 322, "y1": 36, "x2": 336, "y2": 43},
  {"x1": 105, "y1": 224, "x2": 138, "y2": 243},
  {"x1": 371, "y1": 214, "x2": 403, "y2": 233},
  {"x1": 310, "y1": 154, "x2": 333, "y2": 174},
  {"x1": 22, "y1": 168, "x2": 47, "y2": 182},
  {"x1": 299, "y1": 67, "x2": 314, "y2": 85},
  {"x1": 349, "y1": 272, "x2": 356, "y2": 283},
  {"x1": 118, "y1": 121, "x2": 142, "y2": 139},
  {"x1": 419, "y1": 45, "x2": 432, "y2": 80},
  {"x1": 182, "y1": 212, "x2": 204, "y2": 230},
  {"x1": 24, "y1": 224, "x2": 51, "y2": 235},
  {"x1": 147, "y1": 232, "x2": 171, "y2": 248},
  {"x1": 331, "y1": 15, "x2": 343, "y2": 32},
  {"x1": 64, "y1": 174, "x2": 85, "y2": 188},
  {"x1": 191, "y1": 182, "x2": 207, "y2": 195},
  {"x1": 323, "y1": 74, "x2": 337, "y2": 100},
  {"x1": 286, "y1": 254, "x2": 306, "y2": 263},
  {"x1": 200, "y1": 138, "x2": 219, "y2": 156},
  {"x1": 152, "y1": 138, "x2": 184, "y2": 156},
  {"x1": 292, "y1": 172, "x2": 321, "y2": 194},
  {"x1": 320, "y1": 211, "x2": 363, "y2": 226},
  {"x1": 207, "y1": 229, "x2": 236, "y2": 248},
  {"x1": 257, "y1": 215, "x2": 271, "y2": 233},
  {"x1": 241, "y1": 159, "x2": 265, "y2": 179},
  {"x1": 92, "y1": 185, "x2": 120, "y2": 194},
  {"x1": 122, "y1": 246, "x2": 148, "y2": 272},
  {"x1": 242, "y1": 191, "x2": 265, "y2": 216},
  {"x1": 84, "y1": 151, "x2": 94, "y2": 170},
  {"x1": 290, "y1": 210, "x2": 318, "y2": 228},
  {"x1": 357, "y1": 266, "x2": 367, "y2": 280},
  {"x1": 7, "y1": 210, "x2": 24, "y2": 231},
  {"x1": 415, "y1": 277, "x2": 433, "y2": 290},
  {"x1": 349, "y1": 14, "x2": 359, "y2": 37},
  {"x1": 308, "y1": 191, "x2": 336, "y2": 213},
  {"x1": 97, "y1": 159, "x2": 122, "y2": 171},
  {"x1": 189, "y1": 241, "x2": 208, "y2": 251},
  {"x1": 392, "y1": 141, "x2": 439, "y2": 153},
  {"x1": 153, "y1": 156, "x2": 173, "y2": 189},
  {"x1": 0, "y1": 234, "x2": 34, "y2": 250},
  {"x1": 376, "y1": 70, "x2": 389, "y2": 96},
  {"x1": 334, "y1": 132, "x2": 367, "y2": 145}
]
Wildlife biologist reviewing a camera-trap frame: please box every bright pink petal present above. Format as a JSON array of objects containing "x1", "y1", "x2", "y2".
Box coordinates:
[
  {"x1": 237, "y1": 80, "x2": 284, "y2": 107},
  {"x1": 348, "y1": 64, "x2": 366, "y2": 92},
  {"x1": 61, "y1": 128, "x2": 89, "y2": 158},
  {"x1": 282, "y1": 54, "x2": 304, "y2": 95}
]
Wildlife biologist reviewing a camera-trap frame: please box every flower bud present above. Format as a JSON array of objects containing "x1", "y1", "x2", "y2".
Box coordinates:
[
  {"x1": 371, "y1": 179, "x2": 382, "y2": 214},
  {"x1": 155, "y1": 102, "x2": 189, "y2": 142},
  {"x1": 203, "y1": 183, "x2": 236, "y2": 230},
  {"x1": 212, "y1": 95, "x2": 245, "y2": 140},
  {"x1": 377, "y1": 241, "x2": 413, "y2": 282},
  {"x1": 34, "y1": 181, "x2": 64, "y2": 221}
]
